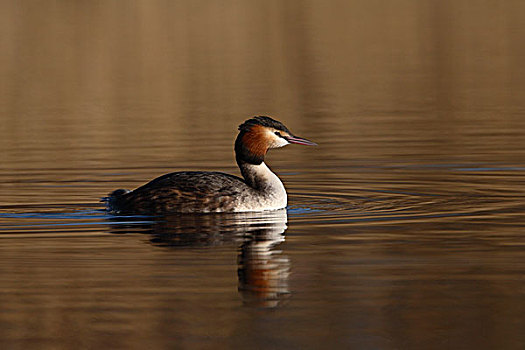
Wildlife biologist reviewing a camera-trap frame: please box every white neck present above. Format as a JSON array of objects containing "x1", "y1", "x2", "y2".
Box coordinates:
[
  {"x1": 239, "y1": 161, "x2": 283, "y2": 190},
  {"x1": 238, "y1": 161, "x2": 287, "y2": 209}
]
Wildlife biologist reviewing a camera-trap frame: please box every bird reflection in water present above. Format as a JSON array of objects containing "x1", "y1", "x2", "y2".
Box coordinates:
[
  {"x1": 237, "y1": 211, "x2": 290, "y2": 307},
  {"x1": 107, "y1": 209, "x2": 290, "y2": 307}
]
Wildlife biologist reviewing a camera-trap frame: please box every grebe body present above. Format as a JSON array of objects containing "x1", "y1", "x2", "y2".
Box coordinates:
[{"x1": 106, "y1": 116, "x2": 315, "y2": 214}]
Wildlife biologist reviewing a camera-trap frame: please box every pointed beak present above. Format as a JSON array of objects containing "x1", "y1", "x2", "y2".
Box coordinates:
[{"x1": 284, "y1": 135, "x2": 317, "y2": 146}]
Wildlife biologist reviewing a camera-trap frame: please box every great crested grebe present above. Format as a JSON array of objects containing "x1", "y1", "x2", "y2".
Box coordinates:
[{"x1": 105, "y1": 116, "x2": 316, "y2": 214}]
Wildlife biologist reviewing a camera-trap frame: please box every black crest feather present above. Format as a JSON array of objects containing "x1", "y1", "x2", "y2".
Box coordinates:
[{"x1": 238, "y1": 116, "x2": 291, "y2": 134}]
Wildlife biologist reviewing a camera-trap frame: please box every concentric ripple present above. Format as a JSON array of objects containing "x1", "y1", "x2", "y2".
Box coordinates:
[{"x1": 285, "y1": 165, "x2": 525, "y2": 227}]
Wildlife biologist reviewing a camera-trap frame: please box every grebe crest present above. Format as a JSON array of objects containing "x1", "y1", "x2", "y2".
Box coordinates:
[
  {"x1": 105, "y1": 116, "x2": 316, "y2": 214},
  {"x1": 236, "y1": 116, "x2": 295, "y2": 165}
]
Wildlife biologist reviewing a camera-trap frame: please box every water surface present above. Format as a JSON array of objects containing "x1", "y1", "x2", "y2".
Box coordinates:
[{"x1": 1, "y1": 1, "x2": 525, "y2": 349}]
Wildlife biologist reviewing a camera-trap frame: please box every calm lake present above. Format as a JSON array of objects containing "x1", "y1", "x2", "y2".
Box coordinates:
[{"x1": 1, "y1": 1, "x2": 525, "y2": 349}]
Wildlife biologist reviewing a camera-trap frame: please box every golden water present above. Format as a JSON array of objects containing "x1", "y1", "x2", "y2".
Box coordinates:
[{"x1": 1, "y1": 1, "x2": 525, "y2": 349}]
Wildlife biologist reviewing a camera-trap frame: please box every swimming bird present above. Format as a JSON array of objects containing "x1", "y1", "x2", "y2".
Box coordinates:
[{"x1": 105, "y1": 116, "x2": 316, "y2": 214}]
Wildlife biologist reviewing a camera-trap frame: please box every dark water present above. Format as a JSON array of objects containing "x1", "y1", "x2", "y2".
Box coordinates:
[{"x1": 2, "y1": 1, "x2": 525, "y2": 349}]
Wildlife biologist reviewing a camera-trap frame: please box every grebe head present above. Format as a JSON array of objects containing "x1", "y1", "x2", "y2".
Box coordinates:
[{"x1": 235, "y1": 116, "x2": 316, "y2": 165}]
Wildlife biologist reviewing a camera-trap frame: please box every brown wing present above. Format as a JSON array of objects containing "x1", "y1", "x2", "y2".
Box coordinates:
[{"x1": 110, "y1": 171, "x2": 250, "y2": 214}]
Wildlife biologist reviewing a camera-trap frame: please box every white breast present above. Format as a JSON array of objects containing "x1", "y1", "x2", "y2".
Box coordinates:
[{"x1": 235, "y1": 162, "x2": 288, "y2": 212}]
